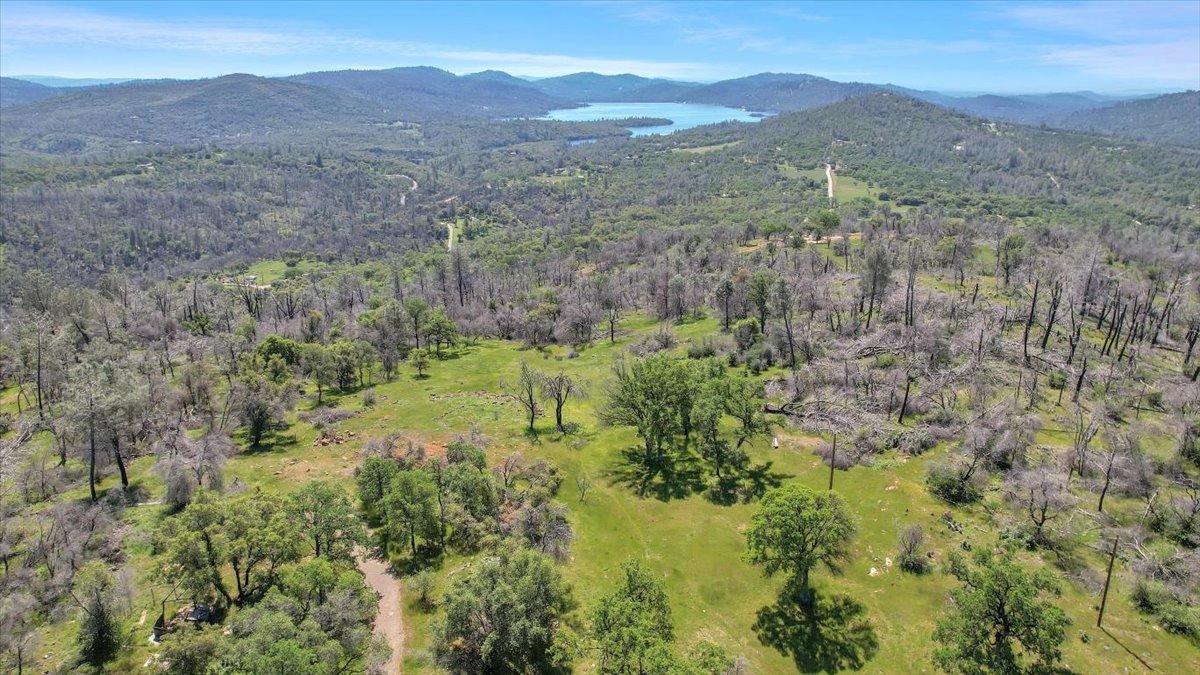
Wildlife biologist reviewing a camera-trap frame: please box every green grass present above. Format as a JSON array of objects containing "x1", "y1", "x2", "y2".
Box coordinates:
[
  {"x1": 241, "y1": 257, "x2": 325, "y2": 284},
  {"x1": 673, "y1": 141, "x2": 743, "y2": 154},
  {"x1": 291, "y1": 317, "x2": 1195, "y2": 672},
  {"x1": 24, "y1": 314, "x2": 1200, "y2": 673}
]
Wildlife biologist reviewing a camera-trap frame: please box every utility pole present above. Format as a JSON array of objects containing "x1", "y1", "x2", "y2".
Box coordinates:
[{"x1": 1098, "y1": 536, "x2": 1120, "y2": 628}]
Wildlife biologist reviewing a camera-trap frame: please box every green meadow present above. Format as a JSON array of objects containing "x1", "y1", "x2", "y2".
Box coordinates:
[{"x1": 114, "y1": 312, "x2": 1189, "y2": 673}]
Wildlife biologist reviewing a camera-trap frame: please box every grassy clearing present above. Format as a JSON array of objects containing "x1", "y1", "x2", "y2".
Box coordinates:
[
  {"x1": 258, "y1": 315, "x2": 1193, "y2": 672},
  {"x1": 673, "y1": 141, "x2": 744, "y2": 154},
  {"x1": 531, "y1": 171, "x2": 587, "y2": 185},
  {"x1": 24, "y1": 313, "x2": 1199, "y2": 673},
  {"x1": 793, "y1": 167, "x2": 877, "y2": 203},
  {"x1": 240, "y1": 257, "x2": 326, "y2": 284}
]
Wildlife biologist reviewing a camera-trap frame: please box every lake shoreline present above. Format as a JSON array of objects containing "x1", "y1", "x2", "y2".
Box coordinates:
[{"x1": 540, "y1": 101, "x2": 771, "y2": 136}]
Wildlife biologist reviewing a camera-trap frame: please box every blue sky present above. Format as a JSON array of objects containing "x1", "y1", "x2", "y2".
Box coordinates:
[{"x1": 1, "y1": 1, "x2": 1196, "y2": 93}]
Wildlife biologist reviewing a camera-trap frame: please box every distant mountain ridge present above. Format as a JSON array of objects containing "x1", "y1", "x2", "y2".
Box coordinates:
[
  {"x1": 287, "y1": 66, "x2": 569, "y2": 118},
  {"x1": 1056, "y1": 91, "x2": 1200, "y2": 146},
  {"x1": 12, "y1": 75, "x2": 134, "y2": 88},
  {"x1": 0, "y1": 76, "x2": 60, "y2": 107},
  {"x1": 886, "y1": 87, "x2": 1119, "y2": 125},
  {"x1": 527, "y1": 72, "x2": 702, "y2": 102},
  {"x1": 675, "y1": 72, "x2": 878, "y2": 111},
  {"x1": 2, "y1": 67, "x2": 1194, "y2": 155},
  {"x1": 1, "y1": 74, "x2": 388, "y2": 153}
]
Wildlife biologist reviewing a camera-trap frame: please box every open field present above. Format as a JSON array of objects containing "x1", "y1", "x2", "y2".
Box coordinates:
[{"x1": 15, "y1": 300, "x2": 1192, "y2": 673}]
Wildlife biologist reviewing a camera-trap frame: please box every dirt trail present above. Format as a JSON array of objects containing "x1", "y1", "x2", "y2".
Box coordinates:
[
  {"x1": 357, "y1": 552, "x2": 403, "y2": 673},
  {"x1": 393, "y1": 174, "x2": 417, "y2": 206},
  {"x1": 825, "y1": 163, "x2": 837, "y2": 202}
]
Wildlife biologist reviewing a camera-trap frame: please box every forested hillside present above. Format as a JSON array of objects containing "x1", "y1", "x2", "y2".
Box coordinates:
[
  {"x1": 288, "y1": 66, "x2": 570, "y2": 118},
  {"x1": 1, "y1": 62, "x2": 1198, "y2": 675},
  {"x1": 1060, "y1": 91, "x2": 1200, "y2": 147},
  {"x1": 741, "y1": 93, "x2": 1200, "y2": 226},
  {"x1": 678, "y1": 72, "x2": 879, "y2": 111},
  {"x1": 0, "y1": 76, "x2": 60, "y2": 108},
  {"x1": 0, "y1": 74, "x2": 389, "y2": 155},
  {"x1": 528, "y1": 71, "x2": 699, "y2": 101}
]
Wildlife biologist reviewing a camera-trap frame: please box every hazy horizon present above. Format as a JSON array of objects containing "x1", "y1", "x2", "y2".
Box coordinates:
[
  {"x1": 2, "y1": 1, "x2": 1197, "y2": 94},
  {"x1": 4, "y1": 67, "x2": 1190, "y2": 99}
]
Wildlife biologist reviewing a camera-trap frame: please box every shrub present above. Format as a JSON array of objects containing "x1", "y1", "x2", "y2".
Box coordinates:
[
  {"x1": 923, "y1": 407, "x2": 963, "y2": 428},
  {"x1": 1180, "y1": 418, "x2": 1200, "y2": 466},
  {"x1": 1047, "y1": 371, "x2": 1066, "y2": 390},
  {"x1": 897, "y1": 524, "x2": 930, "y2": 573},
  {"x1": 1132, "y1": 579, "x2": 1200, "y2": 640},
  {"x1": 926, "y1": 463, "x2": 982, "y2": 504},
  {"x1": 893, "y1": 428, "x2": 935, "y2": 456},
  {"x1": 411, "y1": 571, "x2": 437, "y2": 612},
  {"x1": 744, "y1": 343, "x2": 776, "y2": 374},
  {"x1": 1158, "y1": 604, "x2": 1200, "y2": 640},
  {"x1": 1132, "y1": 578, "x2": 1174, "y2": 614},
  {"x1": 687, "y1": 337, "x2": 719, "y2": 359},
  {"x1": 732, "y1": 318, "x2": 761, "y2": 352},
  {"x1": 632, "y1": 325, "x2": 677, "y2": 355},
  {"x1": 1146, "y1": 390, "x2": 1164, "y2": 409}
]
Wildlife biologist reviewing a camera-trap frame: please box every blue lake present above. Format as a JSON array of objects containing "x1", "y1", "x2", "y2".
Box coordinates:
[{"x1": 543, "y1": 102, "x2": 768, "y2": 136}]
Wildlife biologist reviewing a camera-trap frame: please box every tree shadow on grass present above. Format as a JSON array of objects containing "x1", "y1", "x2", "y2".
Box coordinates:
[
  {"x1": 522, "y1": 426, "x2": 544, "y2": 444},
  {"x1": 705, "y1": 460, "x2": 790, "y2": 506},
  {"x1": 242, "y1": 428, "x2": 299, "y2": 454},
  {"x1": 395, "y1": 546, "x2": 445, "y2": 576},
  {"x1": 739, "y1": 460, "x2": 791, "y2": 503},
  {"x1": 753, "y1": 587, "x2": 879, "y2": 674},
  {"x1": 376, "y1": 532, "x2": 445, "y2": 575},
  {"x1": 609, "y1": 447, "x2": 706, "y2": 501}
]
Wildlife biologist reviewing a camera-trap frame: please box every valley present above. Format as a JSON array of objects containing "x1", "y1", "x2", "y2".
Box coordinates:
[{"x1": 0, "y1": 6, "x2": 1198, "y2": 674}]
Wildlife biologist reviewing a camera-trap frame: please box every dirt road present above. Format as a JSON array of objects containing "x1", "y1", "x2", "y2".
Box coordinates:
[
  {"x1": 825, "y1": 163, "x2": 836, "y2": 202},
  {"x1": 399, "y1": 174, "x2": 417, "y2": 206},
  {"x1": 357, "y1": 552, "x2": 403, "y2": 673}
]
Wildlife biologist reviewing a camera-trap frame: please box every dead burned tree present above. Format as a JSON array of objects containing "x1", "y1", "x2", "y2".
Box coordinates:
[
  {"x1": 540, "y1": 372, "x2": 583, "y2": 433},
  {"x1": 1006, "y1": 467, "x2": 1076, "y2": 549},
  {"x1": 504, "y1": 362, "x2": 544, "y2": 432},
  {"x1": 1069, "y1": 405, "x2": 1101, "y2": 478}
]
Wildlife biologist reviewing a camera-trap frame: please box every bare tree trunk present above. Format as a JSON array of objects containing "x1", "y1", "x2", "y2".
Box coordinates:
[
  {"x1": 1040, "y1": 280, "x2": 1061, "y2": 350},
  {"x1": 898, "y1": 375, "x2": 913, "y2": 424},
  {"x1": 111, "y1": 435, "x2": 129, "y2": 490},
  {"x1": 1023, "y1": 277, "x2": 1040, "y2": 364},
  {"x1": 88, "y1": 422, "x2": 98, "y2": 502},
  {"x1": 1073, "y1": 353, "x2": 1088, "y2": 403},
  {"x1": 1098, "y1": 450, "x2": 1117, "y2": 514}
]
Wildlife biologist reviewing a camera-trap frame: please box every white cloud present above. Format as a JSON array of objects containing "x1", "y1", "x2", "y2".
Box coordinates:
[
  {"x1": 1037, "y1": 40, "x2": 1200, "y2": 86},
  {"x1": 997, "y1": 1, "x2": 1199, "y2": 41},
  {"x1": 611, "y1": 2, "x2": 999, "y2": 59},
  {"x1": 991, "y1": 1, "x2": 1200, "y2": 87},
  {"x1": 1, "y1": 5, "x2": 307, "y2": 54},
  {"x1": 0, "y1": 3, "x2": 711, "y2": 78},
  {"x1": 609, "y1": 1, "x2": 780, "y2": 53}
]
